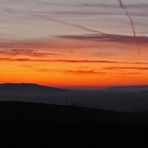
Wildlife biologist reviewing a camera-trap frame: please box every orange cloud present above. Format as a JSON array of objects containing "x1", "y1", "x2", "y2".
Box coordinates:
[
  {"x1": 64, "y1": 70, "x2": 106, "y2": 75},
  {"x1": 0, "y1": 57, "x2": 148, "y2": 65},
  {"x1": 105, "y1": 66, "x2": 148, "y2": 71}
]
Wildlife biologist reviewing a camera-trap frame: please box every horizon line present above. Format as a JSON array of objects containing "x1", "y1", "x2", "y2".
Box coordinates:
[{"x1": 0, "y1": 82, "x2": 148, "y2": 90}]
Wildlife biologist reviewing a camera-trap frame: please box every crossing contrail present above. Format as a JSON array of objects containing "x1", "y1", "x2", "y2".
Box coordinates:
[
  {"x1": 46, "y1": 17, "x2": 105, "y2": 34},
  {"x1": 118, "y1": 0, "x2": 140, "y2": 55},
  {"x1": 35, "y1": 14, "x2": 106, "y2": 35}
]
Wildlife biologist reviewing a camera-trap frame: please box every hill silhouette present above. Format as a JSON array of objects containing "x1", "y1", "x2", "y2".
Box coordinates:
[
  {"x1": 107, "y1": 85, "x2": 148, "y2": 92},
  {"x1": 0, "y1": 101, "x2": 148, "y2": 147},
  {"x1": 1, "y1": 83, "x2": 148, "y2": 112},
  {"x1": 0, "y1": 83, "x2": 67, "y2": 94},
  {"x1": 0, "y1": 85, "x2": 148, "y2": 147},
  {"x1": 0, "y1": 101, "x2": 148, "y2": 125},
  {"x1": 0, "y1": 101, "x2": 120, "y2": 125}
]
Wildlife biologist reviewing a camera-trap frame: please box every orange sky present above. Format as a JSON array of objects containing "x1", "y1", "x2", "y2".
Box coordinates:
[
  {"x1": 0, "y1": 38, "x2": 148, "y2": 89},
  {"x1": 0, "y1": 0, "x2": 148, "y2": 89}
]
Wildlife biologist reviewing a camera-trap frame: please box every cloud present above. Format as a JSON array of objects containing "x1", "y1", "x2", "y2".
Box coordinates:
[
  {"x1": 34, "y1": 68, "x2": 142, "y2": 76},
  {"x1": 35, "y1": 68, "x2": 52, "y2": 72},
  {"x1": 37, "y1": 11, "x2": 146, "y2": 48},
  {"x1": 64, "y1": 70, "x2": 106, "y2": 75},
  {"x1": 56, "y1": 34, "x2": 148, "y2": 45},
  {"x1": 0, "y1": 57, "x2": 148, "y2": 65},
  {"x1": 21, "y1": 65, "x2": 33, "y2": 68},
  {"x1": 0, "y1": 58, "x2": 118, "y2": 63},
  {"x1": 104, "y1": 67, "x2": 148, "y2": 71},
  {"x1": 38, "y1": 2, "x2": 148, "y2": 18},
  {"x1": 35, "y1": 68, "x2": 106, "y2": 75},
  {"x1": 0, "y1": 49, "x2": 59, "y2": 57},
  {"x1": 0, "y1": 49, "x2": 34, "y2": 56},
  {"x1": 38, "y1": 2, "x2": 148, "y2": 9},
  {"x1": 0, "y1": 38, "x2": 106, "y2": 50},
  {"x1": 35, "y1": 15, "x2": 105, "y2": 34},
  {"x1": 31, "y1": 52, "x2": 59, "y2": 57},
  {"x1": 52, "y1": 11, "x2": 106, "y2": 16},
  {"x1": 80, "y1": 3, "x2": 148, "y2": 9},
  {"x1": 113, "y1": 72, "x2": 141, "y2": 75},
  {"x1": 49, "y1": 10, "x2": 148, "y2": 18}
]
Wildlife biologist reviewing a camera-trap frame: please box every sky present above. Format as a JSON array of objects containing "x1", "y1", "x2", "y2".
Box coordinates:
[{"x1": 0, "y1": 0, "x2": 148, "y2": 89}]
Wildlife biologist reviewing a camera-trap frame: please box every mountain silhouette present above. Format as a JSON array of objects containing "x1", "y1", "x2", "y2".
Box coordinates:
[
  {"x1": 107, "y1": 85, "x2": 148, "y2": 92},
  {"x1": 0, "y1": 83, "x2": 67, "y2": 94},
  {"x1": 0, "y1": 83, "x2": 148, "y2": 112}
]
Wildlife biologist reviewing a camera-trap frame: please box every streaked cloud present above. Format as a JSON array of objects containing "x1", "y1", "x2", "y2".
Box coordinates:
[
  {"x1": 104, "y1": 66, "x2": 148, "y2": 71},
  {"x1": 0, "y1": 0, "x2": 148, "y2": 88},
  {"x1": 64, "y1": 70, "x2": 106, "y2": 75},
  {"x1": 32, "y1": 67, "x2": 143, "y2": 76},
  {"x1": 56, "y1": 34, "x2": 148, "y2": 45},
  {"x1": 0, "y1": 57, "x2": 148, "y2": 65},
  {"x1": 0, "y1": 49, "x2": 59, "y2": 57},
  {"x1": 35, "y1": 68, "x2": 106, "y2": 75}
]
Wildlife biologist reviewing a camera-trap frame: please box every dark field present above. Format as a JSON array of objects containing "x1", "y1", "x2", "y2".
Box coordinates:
[{"x1": 0, "y1": 101, "x2": 148, "y2": 147}]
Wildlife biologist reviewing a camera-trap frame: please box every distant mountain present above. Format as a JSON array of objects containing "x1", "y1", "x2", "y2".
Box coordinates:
[
  {"x1": 107, "y1": 85, "x2": 148, "y2": 92},
  {"x1": 0, "y1": 83, "x2": 67, "y2": 94},
  {"x1": 1, "y1": 83, "x2": 148, "y2": 112}
]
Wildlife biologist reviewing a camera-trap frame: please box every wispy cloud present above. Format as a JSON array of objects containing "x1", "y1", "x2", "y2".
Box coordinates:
[
  {"x1": 0, "y1": 58, "x2": 119, "y2": 63},
  {"x1": 35, "y1": 68, "x2": 106, "y2": 75},
  {"x1": 49, "y1": 10, "x2": 148, "y2": 19},
  {"x1": 0, "y1": 49, "x2": 59, "y2": 57},
  {"x1": 35, "y1": 15, "x2": 105, "y2": 34},
  {"x1": 80, "y1": 2, "x2": 148, "y2": 9},
  {"x1": 104, "y1": 66, "x2": 148, "y2": 71},
  {"x1": 0, "y1": 57, "x2": 148, "y2": 65},
  {"x1": 64, "y1": 70, "x2": 106, "y2": 75},
  {"x1": 33, "y1": 68, "x2": 142, "y2": 76},
  {"x1": 112, "y1": 72, "x2": 141, "y2": 75},
  {"x1": 56, "y1": 33, "x2": 148, "y2": 45},
  {"x1": 38, "y1": 1, "x2": 148, "y2": 9}
]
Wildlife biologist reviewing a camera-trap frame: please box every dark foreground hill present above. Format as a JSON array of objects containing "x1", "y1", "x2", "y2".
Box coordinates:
[
  {"x1": 1, "y1": 100, "x2": 148, "y2": 126},
  {"x1": 1, "y1": 84, "x2": 148, "y2": 147},
  {"x1": 0, "y1": 101, "x2": 121, "y2": 125},
  {"x1": 1, "y1": 101, "x2": 148, "y2": 125},
  {"x1": 0, "y1": 101, "x2": 148, "y2": 147}
]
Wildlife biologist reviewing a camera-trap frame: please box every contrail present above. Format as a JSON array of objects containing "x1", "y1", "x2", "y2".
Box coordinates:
[
  {"x1": 118, "y1": 0, "x2": 140, "y2": 55},
  {"x1": 47, "y1": 17, "x2": 105, "y2": 34},
  {"x1": 35, "y1": 14, "x2": 106, "y2": 35}
]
